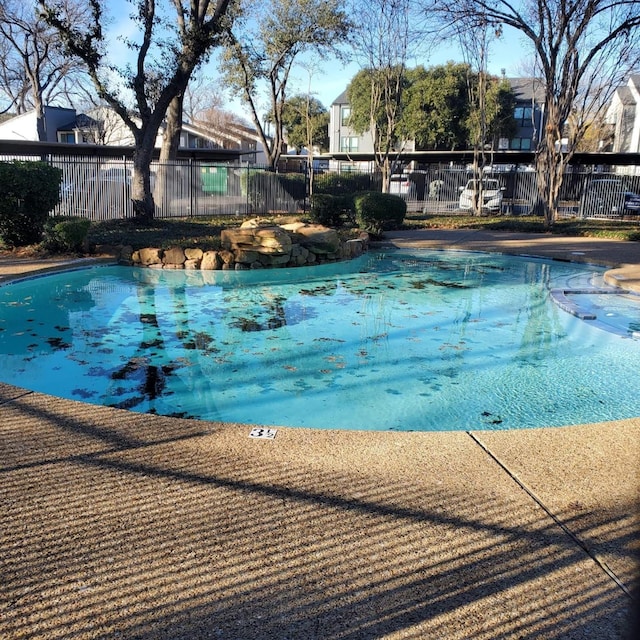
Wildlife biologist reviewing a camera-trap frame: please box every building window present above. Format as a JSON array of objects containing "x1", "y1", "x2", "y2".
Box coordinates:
[
  {"x1": 340, "y1": 136, "x2": 358, "y2": 152},
  {"x1": 510, "y1": 137, "x2": 532, "y2": 150},
  {"x1": 58, "y1": 132, "x2": 75, "y2": 143},
  {"x1": 514, "y1": 106, "x2": 533, "y2": 126},
  {"x1": 341, "y1": 106, "x2": 351, "y2": 126}
]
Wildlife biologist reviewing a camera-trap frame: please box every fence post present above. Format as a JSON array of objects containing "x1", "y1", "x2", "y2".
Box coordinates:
[
  {"x1": 245, "y1": 162, "x2": 250, "y2": 216},
  {"x1": 122, "y1": 155, "x2": 128, "y2": 219},
  {"x1": 189, "y1": 158, "x2": 194, "y2": 218},
  {"x1": 304, "y1": 159, "x2": 309, "y2": 213}
]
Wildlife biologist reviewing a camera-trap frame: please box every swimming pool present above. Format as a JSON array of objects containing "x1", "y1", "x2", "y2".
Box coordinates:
[{"x1": 1, "y1": 249, "x2": 638, "y2": 431}]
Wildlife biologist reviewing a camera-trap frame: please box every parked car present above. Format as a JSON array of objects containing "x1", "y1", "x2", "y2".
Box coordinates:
[
  {"x1": 458, "y1": 179, "x2": 504, "y2": 212},
  {"x1": 580, "y1": 179, "x2": 640, "y2": 217},
  {"x1": 389, "y1": 173, "x2": 415, "y2": 198},
  {"x1": 99, "y1": 166, "x2": 132, "y2": 185}
]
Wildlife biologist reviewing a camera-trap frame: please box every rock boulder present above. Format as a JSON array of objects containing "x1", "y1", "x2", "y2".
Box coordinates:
[{"x1": 280, "y1": 222, "x2": 340, "y2": 255}]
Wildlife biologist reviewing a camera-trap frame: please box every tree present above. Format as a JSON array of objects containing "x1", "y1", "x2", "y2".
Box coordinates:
[
  {"x1": 347, "y1": 65, "x2": 409, "y2": 190},
  {"x1": 41, "y1": 0, "x2": 235, "y2": 222},
  {"x1": 281, "y1": 93, "x2": 329, "y2": 196},
  {"x1": 0, "y1": 0, "x2": 89, "y2": 136},
  {"x1": 575, "y1": 114, "x2": 611, "y2": 152},
  {"x1": 348, "y1": 0, "x2": 418, "y2": 192},
  {"x1": 194, "y1": 106, "x2": 250, "y2": 133},
  {"x1": 281, "y1": 95, "x2": 329, "y2": 153},
  {"x1": 222, "y1": 0, "x2": 351, "y2": 171},
  {"x1": 400, "y1": 63, "x2": 470, "y2": 151},
  {"x1": 367, "y1": 62, "x2": 516, "y2": 156},
  {"x1": 455, "y1": 17, "x2": 518, "y2": 214},
  {"x1": 427, "y1": 0, "x2": 640, "y2": 227},
  {"x1": 183, "y1": 72, "x2": 224, "y2": 123}
]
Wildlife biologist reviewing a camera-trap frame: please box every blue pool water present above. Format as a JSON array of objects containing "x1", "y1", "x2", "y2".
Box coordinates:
[{"x1": 1, "y1": 249, "x2": 639, "y2": 431}]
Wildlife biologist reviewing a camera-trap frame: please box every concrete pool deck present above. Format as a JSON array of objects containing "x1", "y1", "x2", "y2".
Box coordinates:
[{"x1": 0, "y1": 230, "x2": 638, "y2": 639}]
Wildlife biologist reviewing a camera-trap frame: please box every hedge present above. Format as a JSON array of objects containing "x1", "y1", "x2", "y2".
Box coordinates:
[
  {"x1": 0, "y1": 161, "x2": 62, "y2": 247},
  {"x1": 353, "y1": 191, "x2": 406, "y2": 237}
]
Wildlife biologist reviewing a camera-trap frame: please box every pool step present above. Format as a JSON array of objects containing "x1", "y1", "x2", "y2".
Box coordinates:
[{"x1": 549, "y1": 288, "x2": 631, "y2": 320}]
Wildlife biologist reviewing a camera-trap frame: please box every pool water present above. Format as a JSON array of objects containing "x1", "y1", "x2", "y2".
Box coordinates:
[
  {"x1": 1, "y1": 249, "x2": 639, "y2": 431},
  {"x1": 564, "y1": 291, "x2": 640, "y2": 336}
]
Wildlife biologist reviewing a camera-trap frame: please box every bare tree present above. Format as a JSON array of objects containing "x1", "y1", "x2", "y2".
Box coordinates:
[
  {"x1": 80, "y1": 105, "x2": 128, "y2": 145},
  {"x1": 194, "y1": 106, "x2": 249, "y2": 132},
  {"x1": 183, "y1": 72, "x2": 224, "y2": 123},
  {"x1": 0, "y1": 0, "x2": 89, "y2": 136},
  {"x1": 222, "y1": 0, "x2": 352, "y2": 171},
  {"x1": 42, "y1": 0, "x2": 235, "y2": 222},
  {"x1": 459, "y1": 17, "x2": 492, "y2": 215},
  {"x1": 456, "y1": 16, "x2": 515, "y2": 215},
  {"x1": 427, "y1": 0, "x2": 640, "y2": 227},
  {"x1": 348, "y1": 0, "x2": 426, "y2": 192}
]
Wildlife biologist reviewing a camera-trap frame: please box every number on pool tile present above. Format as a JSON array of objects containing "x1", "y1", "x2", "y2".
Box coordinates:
[{"x1": 249, "y1": 428, "x2": 277, "y2": 439}]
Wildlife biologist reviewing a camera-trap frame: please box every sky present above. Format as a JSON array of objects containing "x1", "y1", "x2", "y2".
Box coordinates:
[{"x1": 101, "y1": 0, "x2": 529, "y2": 118}]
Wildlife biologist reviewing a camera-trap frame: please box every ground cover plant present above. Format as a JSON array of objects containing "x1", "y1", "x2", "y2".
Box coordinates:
[
  {"x1": 1, "y1": 213, "x2": 639, "y2": 258},
  {"x1": 84, "y1": 214, "x2": 640, "y2": 248},
  {"x1": 402, "y1": 213, "x2": 640, "y2": 241}
]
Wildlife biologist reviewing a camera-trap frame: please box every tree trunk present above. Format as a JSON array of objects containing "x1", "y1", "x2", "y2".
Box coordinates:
[
  {"x1": 471, "y1": 151, "x2": 485, "y2": 216},
  {"x1": 33, "y1": 93, "x2": 46, "y2": 141},
  {"x1": 534, "y1": 103, "x2": 570, "y2": 228},
  {"x1": 155, "y1": 93, "x2": 185, "y2": 215},
  {"x1": 131, "y1": 146, "x2": 155, "y2": 223},
  {"x1": 160, "y1": 93, "x2": 184, "y2": 162}
]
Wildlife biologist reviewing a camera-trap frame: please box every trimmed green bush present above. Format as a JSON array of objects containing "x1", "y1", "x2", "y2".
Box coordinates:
[
  {"x1": 354, "y1": 191, "x2": 406, "y2": 236},
  {"x1": 278, "y1": 172, "x2": 307, "y2": 201},
  {"x1": 0, "y1": 161, "x2": 62, "y2": 247},
  {"x1": 309, "y1": 193, "x2": 352, "y2": 227},
  {"x1": 240, "y1": 170, "x2": 307, "y2": 212},
  {"x1": 314, "y1": 172, "x2": 380, "y2": 196},
  {"x1": 43, "y1": 216, "x2": 91, "y2": 253}
]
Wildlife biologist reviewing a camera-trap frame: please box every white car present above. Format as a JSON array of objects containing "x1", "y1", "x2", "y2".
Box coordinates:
[{"x1": 458, "y1": 179, "x2": 504, "y2": 212}]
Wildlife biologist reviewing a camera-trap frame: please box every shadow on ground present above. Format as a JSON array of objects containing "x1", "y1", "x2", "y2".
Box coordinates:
[{"x1": 1, "y1": 385, "x2": 636, "y2": 639}]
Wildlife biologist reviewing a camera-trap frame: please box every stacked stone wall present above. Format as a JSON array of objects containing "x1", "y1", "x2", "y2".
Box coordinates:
[{"x1": 118, "y1": 220, "x2": 369, "y2": 271}]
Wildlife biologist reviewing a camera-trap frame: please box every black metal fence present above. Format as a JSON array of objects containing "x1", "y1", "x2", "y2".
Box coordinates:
[
  {"x1": 1, "y1": 145, "x2": 639, "y2": 221},
  {"x1": 52, "y1": 161, "x2": 640, "y2": 221},
  {"x1": 52, "y1": 158, "x2": 305, "y2": 220},
  {"x1": 388, "y1": 165, "x2": 640, "y2": 219}
]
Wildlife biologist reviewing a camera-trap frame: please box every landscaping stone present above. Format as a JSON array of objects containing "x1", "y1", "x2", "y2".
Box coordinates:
[
  {"x1": 138, "y1": 247, "x2": 163, "y2": 266},
  {"x1": 185, "y1": 247, "x2": 204, "y2": 261},
  {"x1": 127, "y1": 219, "x2": 369, "y2": 271},
  {"x1": 163, "y1": 246, "x2": 186, "y2": 266},
  {"x1": 281, "y1": 222, "x2": 341, "y2": 255},
  {"x1": 219, "y1": 249, "x2": 235, "y2": 265},
  {"x1": 234, "y1": 249, "x2": 261, "y2": 264},
  {"x1": 221, "y1": 226, "x2": 292, "y2": 255},
  {"x1": 201, "y1": 251, "x2": 222, "y2": 270}
]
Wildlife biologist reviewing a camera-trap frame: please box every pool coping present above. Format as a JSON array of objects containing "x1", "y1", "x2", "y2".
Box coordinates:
[{"x1": 1, "y1": 229, "x2": 638, "y2": 639}]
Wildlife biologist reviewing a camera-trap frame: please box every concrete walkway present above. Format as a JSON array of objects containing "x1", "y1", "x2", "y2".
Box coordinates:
[{"x1": 0, "y1": 231, "x2": 638, "y2": 639}]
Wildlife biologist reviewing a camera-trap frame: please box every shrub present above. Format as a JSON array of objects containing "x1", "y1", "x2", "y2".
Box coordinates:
[
  {"x1": 309, "y1": 193, "x2": 353, "y2": 227},
  {"x1": 240, "y1": 170, "x2": 307, "y2": 212},
  {"x1": 0, "y1": 161, "x2": 62, "y2": 247},
  {"x1": 314, "y1": 172, "x2": 380, "y2": 196},
  {"x1": 43, "y1": 216, "x2": 92, "y2": 253},
  {"x1": 354, "y1": 191, "x2": 406, "y2": 236},
  {"x1": 278, "y1": 172, "x2": 307, "y2": 201}
]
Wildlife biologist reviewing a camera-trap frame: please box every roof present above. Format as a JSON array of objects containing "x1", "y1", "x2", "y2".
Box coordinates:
[
  {"x1": 0, "y1": 139, "x2": 248, "y2": 161},
  {"x1": 58, "y1": 113, "x2": 100, "y2": 131},
  {"x1": 331, "y1": 90, "x2": 349, "y2": 106},
  {"x1": 506, "y1": 78, "x2": 546, "y2": 104},
  {"x1": 328, "y1": 149, "x2": 640, "y2": 166}
]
